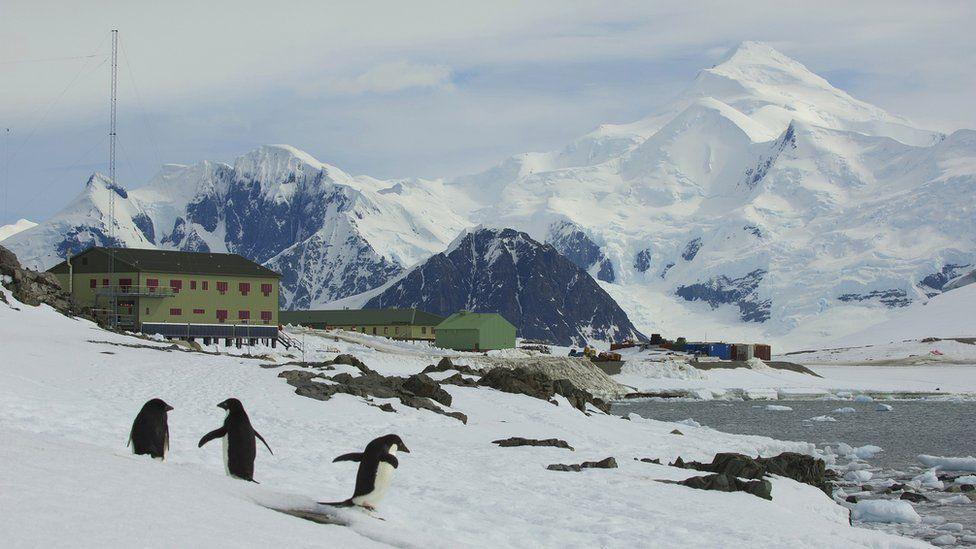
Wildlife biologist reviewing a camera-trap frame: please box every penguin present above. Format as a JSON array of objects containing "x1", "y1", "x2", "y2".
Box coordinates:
[
  {"x1": 321, "y1": 434, "x2": 410, "y2": 511},
  {"x1": 198, "y1": 398, "x2": 273, "y2": 482},
  {"x1": 128, "y1": 398, "x2": 173, "y2": 460}
]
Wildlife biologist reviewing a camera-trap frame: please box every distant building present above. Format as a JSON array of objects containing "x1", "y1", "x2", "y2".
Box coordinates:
[
  {"x1": 280, "y1": 308, "x2": 444, "y2": 340},
  {"x1": 435, "y1": 311, "x2": 516, "y2": 351},
  {"x1": 48, "y1": 247, "x2": 281, "y2": 343}
]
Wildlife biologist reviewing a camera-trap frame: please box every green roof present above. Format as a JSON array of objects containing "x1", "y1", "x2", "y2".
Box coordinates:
[
  {"x1": 47, "y1": 247, "x2": 279, "y2": 278},
  {"x1": 437, "y1": 311, "x2": 514, "y2": 330},
  {"x1": 280, "y1": 308, "x2": 445, "y2": 326}
]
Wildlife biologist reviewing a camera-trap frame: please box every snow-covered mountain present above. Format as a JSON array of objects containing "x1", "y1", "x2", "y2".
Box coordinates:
[
  {"x1": 6, "y1": 41, "x2": 975, "y2": 348},
  {"x1": 0, "y1": 219, "x2": 37, "y2": 242},
  {"x1": 364, "y1": 226, "x2": 644, "y2": 345}
]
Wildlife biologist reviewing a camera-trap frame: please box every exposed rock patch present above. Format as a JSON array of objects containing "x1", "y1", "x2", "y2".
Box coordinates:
[
  {"x1": 670, "y1": 452, "x2": 830, "y2": 495},
  {"x1": 0, "y1": 244, "x2": 78, "y2": 315},
  {"x1": 492, "y1": 437, "x2": 574, "y2": 451},
  {"x1": 677, "y1": 473, "x2": 772, "y2": 500},
  {"x1": 477, "y1": 366, "x2": 611, "y2": 413},
  {"x1": 547, "y1": 457, "x2": 617, "y2": 472}
]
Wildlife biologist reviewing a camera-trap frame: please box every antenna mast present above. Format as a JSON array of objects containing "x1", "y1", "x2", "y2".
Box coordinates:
[{"x1": 108, "y1": 29, "x2": 118, "y2": 327}]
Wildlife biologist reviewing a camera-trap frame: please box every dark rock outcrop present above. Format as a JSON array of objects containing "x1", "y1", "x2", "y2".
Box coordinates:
[
  {"x1": 278, "y1": 367, "x2": 466, "y2": 423},
  {"x1": 678, "y1": 473, "x2": 772, "y2": 500},
  {"x1": 0, "y1": 244, "x2": 76, "y2": 314},
  {"x1": 676, "y1": 269, "x2": 771, "y2": 322},
  {"x1": 477, "y1": 366, "x2": 610, "y2": 413},
  {"x1": 670, "y1": 452, "x2": 830, "y2": 495},
  {"x1": 900, "y1": 492, "x2": 928, "y2": 503},
  {"x1": 492, "y1": 437, "x2": 574, "y2": 451},
  {"x1": 364, "y1": 227, "x2": 643, "y2": 346},
  {"x1": 547, "y1": 457, "x2": 617, "y2": 472}
]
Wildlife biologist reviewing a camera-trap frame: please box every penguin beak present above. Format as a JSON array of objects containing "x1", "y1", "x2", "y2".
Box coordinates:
[
  {"x1": 400, "y1": 443, "x2": 411, "y2": 454},
  {"x1": 217, "y1": 402, "x2": 227, "y2": 410},
  {"x1": 165, "y1": 404, "x2": 174, "y2": 412}
]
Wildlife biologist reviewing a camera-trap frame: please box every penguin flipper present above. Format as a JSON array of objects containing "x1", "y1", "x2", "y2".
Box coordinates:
[
  {"x1": 255, "y1": 431, "x2": 273, "y2": 455},
  {"x1": 198, "y1": 427, "x2": 226, "y2": 448},
  {"x1": 333, "y1": 452, "x2": 365, "y2": 463},
  {"x1": 318, "y1": 499, "x2": 355, "y2": 507},
  {"x1": 380, "y1": 454, "x2": 399, "y2": 469}
]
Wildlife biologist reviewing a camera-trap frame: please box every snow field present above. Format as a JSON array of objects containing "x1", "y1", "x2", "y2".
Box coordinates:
[{"x1": 0, "y1": 289, "x2": 927, "y2": 548}]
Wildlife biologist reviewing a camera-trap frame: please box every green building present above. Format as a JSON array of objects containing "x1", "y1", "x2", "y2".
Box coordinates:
[
  {"x1": 434, "y1": 311, "x2": 516, "y2": 351},
  {"x1": 279, "y1": 308, "x2": 444, "y2": 340},
  {"x1": 48, "y1": 247, "x2": 281, "y2": 343}
]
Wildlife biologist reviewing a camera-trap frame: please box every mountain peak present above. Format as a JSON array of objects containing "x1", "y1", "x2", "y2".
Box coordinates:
[{"x1": 707, "y1": 41, "x2": 829, "y2": 89}]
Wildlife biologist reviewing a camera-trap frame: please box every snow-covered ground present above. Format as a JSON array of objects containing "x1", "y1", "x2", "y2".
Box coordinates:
[
  {"x1": 610, "y1": 343, "x2": 976, "y2": 398},
  {"x1": 0, "y1": 289, "x2": 926, "y2": 547}
]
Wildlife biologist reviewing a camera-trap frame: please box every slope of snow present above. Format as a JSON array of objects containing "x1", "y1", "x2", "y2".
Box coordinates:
[
  {"x1": 0, "y1": 218, "x2": 36, "y2": 242},
  {"x1": 0, "y1": 289, "x2": 925, "y2": 547}
]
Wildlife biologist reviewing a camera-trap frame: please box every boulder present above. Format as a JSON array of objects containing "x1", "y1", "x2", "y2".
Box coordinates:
[
  {"x1": 478, "y1": 367, "x2": 610, "y2": 413},
  {"x1": 670, "y1": 452, "x2": 830, "y2": 495},
  {"x1": 421, "y1": 358, "x2": 482, "y2": 377},
  {"x1": 402, "y1": 374, "x2": 452, "y2": 407},
  {"x1": 679, "y1": 473, "x2": 773, "y2": 500},
  {"x1": 0, "y1": 245, "x2": 76, "y2": 313},
  {"x1": 440, "y1": 373, "x2": 479, "y2": 387},
  {"x1": 900, "y1": 492, "x2": 929, "y2": 503},
  {"x1": 492, "y1": 437, "x2": 574, "y2": 451}
]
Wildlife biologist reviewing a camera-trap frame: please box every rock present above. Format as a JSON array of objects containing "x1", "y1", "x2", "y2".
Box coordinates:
[
  {"x1": 945, "y1": 485, "x2": 962, "y2": 493},
  {"x1": 670, "y1": 429, "x2": 684, "y2": 435},
  {"x1": 547, "y1": 457, "x2": 617, "y2": 472},
  {"x1": 376, "y1": 403, "x2": 396, "y2": 413},
  {"x1": 0, "y1": 245, "x2": 76, "y2": 314},
  {"x1": 890, "y1": 483, "x2": 908, "y2": 492},
  {"x1": 421, "y1": 359, "x2": 482, "y2": 377},
  {"x1": 678, "y1": 473, "x2": 773, "y2": 500},
  {"x1": 477, "y1": 366, "x2": 610, "y2": 413},
  {"x1": 846, "y1": 495, "x2": 859, "y2": 503},
  {"x1": 331, "y1": 354, "x2": 372, "y2": 373},
  {"x1": 901, "y1": 492, "x2": 929, "y2": 503},
  {"x1": 278, "y1": 367, "x2": 465, "y2": 423},
  {"x1": 492, "y1": 437, "x2": 574, "y2": 451},
  {"x1": 403, "y1": 374, "x2": 453, "y2": 407},
  {"x1": 670, "y1": 452, "x2": 831, "y2": 495},
  {"x1": 440, "y1": 373, "x2": 479, "y2": 387},
  {"x1": 637, "y1": 458, "x2": 661, "y2": 464},
  {"x1": 961, "y1": 484, "x2": 975, "y2": 492}
]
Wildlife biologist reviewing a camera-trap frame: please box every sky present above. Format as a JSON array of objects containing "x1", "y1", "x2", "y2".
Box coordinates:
[{"x1": 1, "y1": 0, "x2": 974, "y2": 226}]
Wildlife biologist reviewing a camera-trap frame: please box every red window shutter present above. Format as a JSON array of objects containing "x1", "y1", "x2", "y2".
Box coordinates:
[
  {"x1": 216, "y1": 309, "x2": 228, "y2": 323},
  {"x1": 169, "y1": 308, "x2": 182, "y2": 316},
  {"x1": 190, "y1": 280, "x2": 197, "y2": 290},
  {"x1": 202, "y1": 281, "x2": 209, "y2": 291},
  {"x1": 239, "y1": 282, "x2": 250, "y2": 295},
  {"x1": 260, "y1": 311, "x2": 272, "y2": 324},
  {"x1": 261, "y1": 283, "x2": 272, "y2": 296},
  {"x1": 146, "y1": 279, "x2": 158, "y2": 287},
  {"x1": 169, "y1": 279, "x2": 182, "y2": 293},
  {"x1": 217, "y1": 281, "x2": 227, "y2": 294},
  {"x1": 89, "y1": 279, "x2": 97, "y2": 289},
  {"x1": 238, "y1": 310, "x2": 250, "y2": 320},
  {"x1": 193, "y1": 309, "x2": 205, "y2": 315},
  {"x1": 102, "y1": 278, "x2": 109, "y2": 286}
]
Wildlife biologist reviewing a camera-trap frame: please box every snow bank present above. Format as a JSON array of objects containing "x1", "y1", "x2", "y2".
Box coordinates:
[
  {"x1": 852, "y1": 500, "x2": 921, "y2": 524},
  {"x1": 919, "y1": 455, "x2": 976, "y2": 472}
]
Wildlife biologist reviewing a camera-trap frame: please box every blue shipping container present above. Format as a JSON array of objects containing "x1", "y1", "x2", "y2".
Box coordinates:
[{"x1": 707, "y1": 343, "x2": 731, "y2": 360}]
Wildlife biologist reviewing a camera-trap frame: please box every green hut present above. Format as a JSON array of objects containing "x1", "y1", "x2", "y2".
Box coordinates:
[{"x1": 435, "y1": 311, "x2": 516, "y2": 351}]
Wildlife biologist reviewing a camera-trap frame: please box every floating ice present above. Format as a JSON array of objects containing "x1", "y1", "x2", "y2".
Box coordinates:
[
  {"x1": 913, "y1": 470, "x2": 946, "y2": 490},
  {"x1": 954, "y1": 475, "x2": 976, "y2": 484},
  {"x1": 939, "y1": 495, "x2": 971, "y2": 505},
  {"x1": 853, "y1": 445, "x2": 883, "y2": 459},
  {"x1": 853, "y1": 395, "x2": 874, "y2": 403},
  {"x1": 765, "y1": 405, "x2": 793, "y2": 411},
  {"x1": 675, "y1": 418, "x2": 701, "y2": 428},
  {"x1": 833, "y1": 407, "x2": 856, "y2": 414},
  {"x1": 932, "y1": 534, "x2": 957, "y2": 546},
  {"x1": 845, "y1": 470, "x2": 873, "y2": 482},
  {"x1": 808, "y1": 415, "x2": 837, "y2": 422},
  {"x1": 919, "y1": 455, "x2": 976, "y2": 472},
  {"x1": 852, "y1": 500, "x2": 921, "y2": 524},
  {"x1": 875, "y1": 403, "x2": 893, "y2": 412}
]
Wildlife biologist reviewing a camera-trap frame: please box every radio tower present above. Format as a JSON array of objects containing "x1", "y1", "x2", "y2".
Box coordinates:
[{"x1": 108, "y1": 29, "x2": 118, "y2": 327}]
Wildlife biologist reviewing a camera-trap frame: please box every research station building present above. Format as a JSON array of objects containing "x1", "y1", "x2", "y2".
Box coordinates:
[
  {"x1": 48, "y1": 247, "x2": 282, "y2": 344},
  {"x1": 280, "y1": 308, "x2": 444, "y2": 340},
  {"x1": 434, "y1": 311, "x2": 516, "y2": 351}
]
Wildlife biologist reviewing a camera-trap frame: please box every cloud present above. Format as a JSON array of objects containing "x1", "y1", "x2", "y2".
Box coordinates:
[{"x1": 320, "y1": 61, "x2": 453, "y2": 96}]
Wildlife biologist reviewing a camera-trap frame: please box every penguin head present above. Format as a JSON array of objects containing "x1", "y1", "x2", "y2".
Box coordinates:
[
  {"x1": 144, "y1": 398, "x2": 174, "y2": 413},
  {"x1": 217, "y1": 398, "x2": 244, "y2": 413},
  {"x1": 380, "y1": 433, "x2": 410, "y2": 454}
]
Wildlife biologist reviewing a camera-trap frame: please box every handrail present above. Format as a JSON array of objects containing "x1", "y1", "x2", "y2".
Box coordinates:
[{"x1": 94, "y1": 285, "x2": 175, "y2": 297}]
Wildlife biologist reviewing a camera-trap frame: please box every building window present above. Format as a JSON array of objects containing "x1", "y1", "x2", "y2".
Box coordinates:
[
  {"x1": 383, "y1": 327, "x2": 388, "y2": 335},
  {"x1": 239, "y1": 282, "x2": 251, "y2": 296},
  {"x1": 202, "y1": 280, "x2": 209, "y2": 291},
  {"x1": 169, "y1": 308, "x2": 182, "y2": 316},
  {"x1": 395, "y1": 326, "x2": 400, "y2": 335},
  {"x1": 119, "y1": 278, "x2": 133, "y2": 293},
  {"x1": 190, "y1": 280, "x2": 197, "y2": 290},
  {"x1": 89, "y1": 279, "x2": 97, "y2": 289},
  {"x1": 260, "y1": 311, "x2": 272, "y2": 324},
  {"x1": 238, "y1": 310, "x2": 250, "y2": 321},
  {"x1": 216, "y1": 281, "x2": 228, "y2": 295},
  {"x1": 145, "y1": 307, "x2": 149, "y2": 314},
  {"x1": 261, "y1": 283, "x2": 272, "y2": 297},
  {"x1": 432, "y1": 328, "x2": 436, "y2": 335},
  {"x1": 169, "y1": 279, "x2": 182, "y2": 293},
  {"x1": 216, "y1": 309, "x2": 228, "y2": 323},
  {"x1": 421, "y1": 326, "x2": 427, "y2": 334},
  {"x1": 102, "y1": 278, "x2": 109, "y2": 286},
  {"x1": 372, "y1": 327, "x2": 377, "y2": 334},
  {"x1": 146, "y1": 279, "x2": 159, "y2": 293},
  {"x1": 361, "y1": 327, "x2": 366, "y2": 333},
  {"x1": 193, "y1": 309, "x2": 205, "y2": 315}
]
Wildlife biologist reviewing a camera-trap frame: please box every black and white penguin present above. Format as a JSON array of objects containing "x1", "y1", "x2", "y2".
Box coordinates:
[
  {"x1": 198, "y1": 398, "x2": 273, "y2": 482},
  {"x1": 128, "y1": 398, "x2": 173, "y2": 460},
  {"x1": 322, "y1": 434, "x2": 410, "y2": 511}
]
